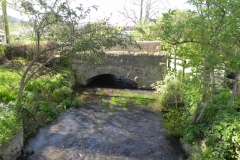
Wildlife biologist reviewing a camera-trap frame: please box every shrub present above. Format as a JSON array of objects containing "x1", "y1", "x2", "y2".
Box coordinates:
[
  {"x1": 58, "y1": 57, "x2": 70, "y2": 67},
  {"x1": 156, "y1": 72, "x2": 185, "y2": 110},
  {"x1": 156, "y1": 70, "x2": 240, "y2": 159},
  {"x1": 164, "y1": 108, "x2": 184, "y2": 136},
  {"x1": 25, "y1": 74, "x2": 72, "y2": 103},
  {"x1": 0, "y1": 45, "x2": 6, "y2": 63},
  {"x1": 71, "y1": 97, "x2": 82, "y2": 107},
  {"x1": 38, "y1": 101, "x2": 59, "y2": 122},
  {"x1": 155, "y1": 71, "x2": 186, "y2": 136},
  {"x1": 180, "y1": 88, "x2": 240, "y2": 159},
  {"x1": 20, "y1": 73, "x2": 73, "y2": 137},
  {"x1": 0, "y1": 68, "x2": 20, "y2": 103},
  {"x1": 186, "y1": 109, "x2": 240, "y2": 160},
  {"x1": 0, "y1": 106, "x2": 22, "y2": 147},
  {"x1": 0, "y1": 63, "x2": 75, "y2": 145},
  {"x1": 204, "y1": 111, "x2": 240, "y2": 159},
  {"x1": 52, "y1": 86, "x2": 73, "y2": 103},
  {"x1": 4, "y1": 44, "x2": 29, "y2": 60},
  {"x1": 59, "y1": 97, "x2": 72, "y2": 110},
  {"x1": 39, "y1": 40, "x2": 59, "y2": 61}
]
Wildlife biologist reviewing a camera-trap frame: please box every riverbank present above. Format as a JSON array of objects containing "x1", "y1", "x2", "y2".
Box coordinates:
[{"x1": 24, "y1": 88, "x2": 187, "y2": 160}]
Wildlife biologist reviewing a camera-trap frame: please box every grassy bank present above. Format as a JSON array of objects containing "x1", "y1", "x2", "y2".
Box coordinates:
[
  {"x1": 0, "y1": 68, "x2": 21, "y2": 103},
  {"x1": 0, "y1": 68, "x2": 22, "y2": 146},
  {"x1": 157, "y1": 72, "x2": 240, "y2": 160},
  {"x1": 0, "y1": 62, "x2": 80, "y2": 147},
  {"x1": 76, "y1": 87, "x2": 160, "y2": 110}
]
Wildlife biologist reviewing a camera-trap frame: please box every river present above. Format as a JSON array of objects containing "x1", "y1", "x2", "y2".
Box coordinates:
[{"x1": 22, "y1": 87, "x2": 187, "y2": 160}]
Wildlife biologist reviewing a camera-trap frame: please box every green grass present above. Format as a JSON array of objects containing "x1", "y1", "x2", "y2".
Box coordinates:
[
  {"x1": 0, "y1": 67, "x2": 21, "y2": 102},
  {"x1": 97, "y1": 90, "x2": 159, "y2": 111},
  {"x1": 0, "y1": 68, "x2": 22, "y2": 147},
  {"x1": 0, "y1": 108, "x2": 22, "y2": 147},
  {"x1": 0, "y1": 67, "x2": 74, "y2": 146}
]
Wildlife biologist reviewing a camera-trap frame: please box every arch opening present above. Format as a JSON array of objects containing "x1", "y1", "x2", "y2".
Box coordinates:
[{"x1": 86, "y1": 74, "x2": 138, "y2": 89}]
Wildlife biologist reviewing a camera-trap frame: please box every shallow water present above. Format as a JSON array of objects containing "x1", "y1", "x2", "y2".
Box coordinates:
[{"x1": 24, "y1": 97, "x2": 186, "y2": 160}]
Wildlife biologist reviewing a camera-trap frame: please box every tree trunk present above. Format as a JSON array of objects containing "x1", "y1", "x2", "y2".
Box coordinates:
[
  {"x1": 228, "y1": 71, "x2": 240, "y2": 107},
  {"x1": 182, "y1": 59, "x2": 186, "y2": 79},
  {"x1": 15, "y1": 45, "x2": 66, "y2": 104},
  {"x1": 173, "y1": 45, "x2": 177, "y2": 71},
  {"x1": 228, "y1": 80, "x2": 237, "y2": 107},
  {"x1": 192, "y1": 84, "x2": 208, "y2": 124},
  {"x1": 192, "y1": 59, "x2": 211, "y2": 124},
  {"x1": 2, "y1": 0, "x2": 10, "y2": 44},
  {"x1": 166, "y1": 52, "x2": 171, "y2": 70},
  {"x1": 140, "y1": 0, "x2": 144, "y2": 22},
  {"x1": 210, "y1": 69, "x2": 216, "y2": 94},
  {"x1": 236, "y1": 71, "x2": 240, "y2": 98}
]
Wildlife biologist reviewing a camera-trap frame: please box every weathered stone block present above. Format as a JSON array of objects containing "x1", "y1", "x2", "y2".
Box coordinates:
[
  {"x1": 0, "y1": 129, "x2": 23, "y2": 160},
  {"x1": 71, "y1": 53, "x2": 166, "y2": 89}
]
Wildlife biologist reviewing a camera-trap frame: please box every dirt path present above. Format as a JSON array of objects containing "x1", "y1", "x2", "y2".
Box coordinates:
[{"x1": 24, "y1": 88, "x2": 187, "y2": 160}]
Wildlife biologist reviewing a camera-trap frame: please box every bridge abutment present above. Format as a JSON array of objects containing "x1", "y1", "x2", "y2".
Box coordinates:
[{"x1": 71, "y1": 53, "x2": 166, "y2": 89}]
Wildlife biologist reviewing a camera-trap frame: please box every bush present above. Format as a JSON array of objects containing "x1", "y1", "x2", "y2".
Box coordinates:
[
  {"x1": 204, "y1": 111, "x2": 240, "y2": 160},
  {"x1": 164, "y1": 109, "x2": 184, "y2": 136},
  {"x1": 16, "y1": 100, "x2": 60, "y2": 137},
  {"x1": 0, "y1": 61, "x2": 75, "y2": 145},
  {"x1": 156, "y1": 70, "x2": 240, "y2": 159},
  {"x1": 0, "y1": 45, "x2": 6, "y2": 63},
  {"x1": 25, "y1": 74, "x2": 72, "y2": 103},
  {"x1": 71, "y1": 97, "x2": 82, "y2": 107},
  {"x1": 180, "y1": 87, "x2": 240, "y2": 159},
  {"x1": 20, "y1": 73, "x2": 73, "y2": 137},
  {"x1": 52, "y1": 86, "x2": 72, "y2": 103},
  {"x1": 38, "y1": 101, "x2": 59, "y2": 121},
  {"x1": 156, "y1": 72, "x2": 185, "y2": 110},
  {"x1": 4, "y1": 44, "x2": 29, "y2": 60},
  {"x1": 0, "y1": 106, "x2": 22, "y2": 147},
  {"x1": 59, "y1": 97, "x2": 72, "y2": 110},
  {"x1": 155, "y1": 72, "x2": 186, "y2": 136},
  {"x1": 184, "y1": 109, "x2": 240, "y2": 160},
  {"x1": 0, "y1": 68, "x2": 20, "y2": 103}
]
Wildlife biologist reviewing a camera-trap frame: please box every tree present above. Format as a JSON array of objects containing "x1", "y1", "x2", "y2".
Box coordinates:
[
  {"x1": 1, "y1": 0, "x2": 10, "y2": 43},
  {"x1": 154, "y1": 0, "x2": 240, "y2": 123},
  {"x1": 16, "y1": 0, "x2": 139, "y2": 103},
  {"x1": 119, "y1": 0, "x2": 161, "y2": 25}
]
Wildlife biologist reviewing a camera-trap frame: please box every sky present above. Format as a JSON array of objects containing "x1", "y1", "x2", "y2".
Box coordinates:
[
  {"x1": 81, "y1": 0, "x2": 194, "y2": 25},
  {"x1": 5, "y1": 0, "x2": 194, "y2": 25}
]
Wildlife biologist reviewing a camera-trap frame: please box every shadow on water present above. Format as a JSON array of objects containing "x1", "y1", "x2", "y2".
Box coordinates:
[
  {"x1": 25, "y1": 103, "x2": 187, "y2": 160},
  {"x1": 23, "y1": 74, "x2": 187, "y2": 160}
]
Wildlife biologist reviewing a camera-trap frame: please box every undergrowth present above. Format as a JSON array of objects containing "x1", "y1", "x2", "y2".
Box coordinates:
[
  {"x1": 0, "y1": 60, "x2": 80, "y2": 146},
  {"x1": 156, "y1": 71, "x2": 240, "y2": 159},
  {"x1": 0, "y1": 68, "x2": 22, "y2": 146},
  {"x1": 0, "y1": 68, "x2": 21, "y2": 103},
  {"x1": 18, "y1": 73, "x2": 79, "y2": 137},
  {"x1": 0, "y1": 105, "x2": 21, "y2": 147}
]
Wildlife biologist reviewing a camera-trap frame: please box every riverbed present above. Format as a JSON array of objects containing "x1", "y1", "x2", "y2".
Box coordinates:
[{"x1": 24, "y1": 88, "x2": 187, "y2": 160}]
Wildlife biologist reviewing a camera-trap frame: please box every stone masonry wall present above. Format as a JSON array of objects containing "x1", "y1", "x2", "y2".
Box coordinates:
[
  {"x1": 0, "y1": 129, "x2": 23, "y2": 160},
  {"x1": 71, "y1": 52, "x2": 166, "y2": 89},
  {"x1": 107, "y1": 41, "x2": 161, "y2": 52}
]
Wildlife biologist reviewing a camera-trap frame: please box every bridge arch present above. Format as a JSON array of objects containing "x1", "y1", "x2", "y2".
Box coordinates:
[
  {"x1": 79, "y1": 67, "x2": 137, "y2": 86},
  {"x1": 71, "y1": 53, "x2": 166, "y2": 89}
]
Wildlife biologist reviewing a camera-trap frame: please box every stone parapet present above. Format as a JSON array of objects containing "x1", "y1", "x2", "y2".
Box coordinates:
[{"x1": 106, "y1": 41, "x2": 161, "y2": 53}]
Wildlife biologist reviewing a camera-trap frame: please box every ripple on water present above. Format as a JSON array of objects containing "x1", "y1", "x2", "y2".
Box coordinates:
[{"x1": 25, "y1": 102, "x2": 187, "y2": 160}]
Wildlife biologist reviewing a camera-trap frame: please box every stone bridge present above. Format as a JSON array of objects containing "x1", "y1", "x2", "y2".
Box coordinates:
[{"x1": 71, "y1": 41, "x2": 166, "y2": 89}]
